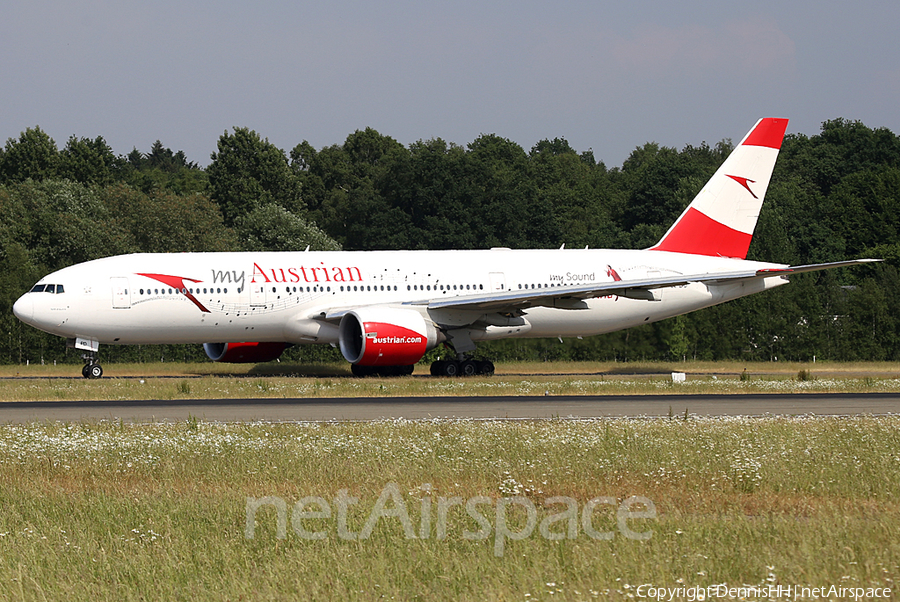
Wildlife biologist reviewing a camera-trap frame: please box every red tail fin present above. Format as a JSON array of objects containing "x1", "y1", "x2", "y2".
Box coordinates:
[{"x1": 650, "y1": 118, "x2": 788, "y2": 259}]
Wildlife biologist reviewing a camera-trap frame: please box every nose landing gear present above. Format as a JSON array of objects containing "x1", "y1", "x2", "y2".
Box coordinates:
[{"x1": 81, "y1": 354, "x2": 103, "y2": 379}]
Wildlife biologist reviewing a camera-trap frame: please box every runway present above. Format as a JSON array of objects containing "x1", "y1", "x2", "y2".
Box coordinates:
[{"x1": 0, "y1": 392, "x2": 898, "y2": 422}]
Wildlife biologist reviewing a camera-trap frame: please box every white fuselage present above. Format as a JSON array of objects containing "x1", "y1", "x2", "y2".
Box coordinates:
[{"x1": 13, "y1": 248, "x2": 788, "y2": 347}]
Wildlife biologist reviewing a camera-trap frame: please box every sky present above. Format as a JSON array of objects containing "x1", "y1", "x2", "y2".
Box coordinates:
[{"x1": 2, "y1": 1, "x2": 898, "y2": 167}]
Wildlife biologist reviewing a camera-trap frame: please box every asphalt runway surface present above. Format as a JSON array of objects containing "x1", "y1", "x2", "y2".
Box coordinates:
[{"x1": 0, "y1": 392, "x2": 898, "y2": 422}]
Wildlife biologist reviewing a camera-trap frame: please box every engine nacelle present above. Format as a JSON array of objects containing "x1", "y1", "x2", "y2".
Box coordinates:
[
  {"x1": 339, "y1": 308, "x2": 441, "y2": 367},
  {"x1": 203, "y1": 342, "x2": 288, "y2": 363}
]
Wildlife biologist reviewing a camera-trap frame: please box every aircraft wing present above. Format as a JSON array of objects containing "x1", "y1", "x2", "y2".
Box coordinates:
[
  {"x1": 317, "y1": 259, "x2": 881, "y2": 321},
  {"x1": 408, "y1": 259, "x2": 881, "y2": 313},
  {"x1": 413, "y1": 268, "x2": 777, "y2": 312}
]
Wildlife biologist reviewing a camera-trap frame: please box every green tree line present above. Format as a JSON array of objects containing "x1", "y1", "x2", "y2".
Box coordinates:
[{"x1": 1, "y1": 119, "x2": 897, "y2": 365}]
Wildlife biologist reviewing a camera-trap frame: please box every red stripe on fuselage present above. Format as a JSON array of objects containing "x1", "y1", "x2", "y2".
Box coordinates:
[
  {"x1": 742, "y1": 118, "x2": 788, "y2": 149},
  {"x1": 137, "y1": 273, "x2": 210, "y2": 313},
  {"x1": 651, "y1": 208, "x2": 752, "y2": 259}
]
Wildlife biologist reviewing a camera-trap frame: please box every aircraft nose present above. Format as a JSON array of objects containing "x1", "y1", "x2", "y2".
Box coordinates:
[{"x1": 12, "y1": 294, "x2": 33, "y2": 323}]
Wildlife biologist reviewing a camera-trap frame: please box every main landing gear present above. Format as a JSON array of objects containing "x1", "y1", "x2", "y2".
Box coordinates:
[
  {"x1": 429, "y1": 358, "x2": 494, "y2": 377},
  {"x1": 349, "y1": 359, "x2": 495, "y2": 377},
  {"x1": 81, "y1": 353, "x2": 103, "y2": 379},
  {"x1": 427, "y1": 330, "x2": 495, "y2": 376}
]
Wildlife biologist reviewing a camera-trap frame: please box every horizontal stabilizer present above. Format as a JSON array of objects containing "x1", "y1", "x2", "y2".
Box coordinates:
[{"x1": 786, "y1": 259, "x2": 883, "y2": 274}]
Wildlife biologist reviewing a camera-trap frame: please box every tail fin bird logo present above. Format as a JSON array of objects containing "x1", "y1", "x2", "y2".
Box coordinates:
[{"x1": 726, "y1": 175, "x2": 758, "y2": 199}]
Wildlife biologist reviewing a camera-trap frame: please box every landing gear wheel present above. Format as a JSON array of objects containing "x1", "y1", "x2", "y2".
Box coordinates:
[
  {"x1": 478, "y1": 360, "x2": 495, "y2": 376},
  {"x1": 81, "y1": 351, "x2": 103, "y2": 379},
  {"x1": 430, "y1": 359, "x2": 494, "y2": 377},
  {"x1": 441, "y1": 360, "x2": 460, "y2": 377},
  {"x1": 82, "y1": 362, "x2": 103, "y2": 379}
]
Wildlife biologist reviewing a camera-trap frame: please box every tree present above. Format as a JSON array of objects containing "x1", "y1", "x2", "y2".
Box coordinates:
[
  {"x1": 380, "y1": 137, "x2": 478, "y2": 249},
  {"x1": 617, "y1": 142, "x2": 718, "y2": 247},
  {"x1": 4, "y1": 180, "x2": 133, "y2": 270},
  {"x1": 100, "y1": 185, "x2": 238, "y2": 253},
  {"x1": 0, "y1": 127, "x2": 59, "y2": 183},
  {"x1": 58, "y1": 135, "x2": 122, "y2": 185},
  {"x1": 236, "y1": 204, "x2": 340, "y2": 252},
  {"x1": 465, "y1": 134, "x2": 557, "y2": 248},
  {"x1": 299, "y1": 129, "x2": 411, "y2": 250},
  {"x1": 121, "y1": 141, "x2": 208, "y2": 195},
  {"x1": 207, "y1": 128, "x2": 302, "y2": 225},
  {"x1": 528, "y1": 137, "x2": 616, "y2": 249}
]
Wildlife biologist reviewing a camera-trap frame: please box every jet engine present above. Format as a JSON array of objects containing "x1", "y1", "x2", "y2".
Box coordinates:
[
  {"x1": 339, "y1": 308, "x2": 441, "y2": 367},
  {"x1": 203, "y1": 341, "x2": 289, "y2": 363}
]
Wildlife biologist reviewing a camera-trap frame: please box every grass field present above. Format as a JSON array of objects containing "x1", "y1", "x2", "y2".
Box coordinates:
[
  {"x1": 1, "y1": 362, "x2": 897, "y2": 599},
  {"x1": 1, "y1": 360, "x2": 900, "y2": 401},
  {"x1": 0, "y1": 417, "x2": 897, "y2": 600}
]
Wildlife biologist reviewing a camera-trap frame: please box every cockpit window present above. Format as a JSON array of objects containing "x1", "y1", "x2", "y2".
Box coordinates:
[{"x1": 29, "y1": 283, "x2": 65, "y2": 294}]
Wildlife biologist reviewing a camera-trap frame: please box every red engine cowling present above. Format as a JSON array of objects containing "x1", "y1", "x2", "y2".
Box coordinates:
[
  {"x1": 203, "y1": 342, "x2": 288, "y2": 363},
  {"x1": 339, "y1": 308, "x2": 441, "y2": 367}
]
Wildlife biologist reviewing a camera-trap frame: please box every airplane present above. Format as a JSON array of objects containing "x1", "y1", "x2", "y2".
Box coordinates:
[{"x1": 12, "y1": 118, "x2": 879, "y2": 378}]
